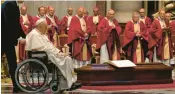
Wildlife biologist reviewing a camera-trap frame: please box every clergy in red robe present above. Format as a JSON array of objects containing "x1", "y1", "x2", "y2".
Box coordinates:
[
  {"x1": 19, "y1": 5, "x2": 33, "y2": 61},
  {"x1": 170, "y1": 20, "x2": 175, "y2": 51},
  {"x1": 139, "y1": 8, "x2": 152, "y2": 29},
  {"x1": 87, "y1": 7, "x2": 104, "y2": 35},
  {"x1": 148, "y1": 10, "x2": 173, "y2": 64},
  {"x1": 83, "y1": 8, "x2": 89, "y2": 23},
  {"x1": 68, "y1": 7, "x2": 92, "y2": 68},
  {"x1": 96, "y1": 9, "x2": 122, "y2": 64},
  {"x1": 60, "y1": 7, "x2": 73, "y2": 34},
  {"x1": 33, "y1": 6, "x2": 55, "y2": 43},
  {"x1": 123, "y1": 12, "x2": 149, "y2": 64},
  {"x1": 170, "y1": 20, "x2": 175, "y2": 35},
  {"x1": 46, "y1": 6, "x2": 61, "y2": 47}
]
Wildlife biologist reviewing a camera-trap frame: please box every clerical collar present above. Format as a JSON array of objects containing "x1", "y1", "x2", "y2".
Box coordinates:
[
  {"x1": 94, "y1": 15, "x2": 98, "y2": 17},
  {"x1": 38, "y1": 14, "x2": 46, "y2": 18},
  {"x1": 131, "y1": 20, "x2": 139, "y2": 24},
  {"x1": 67, "y1": 14, "x2": 72, "y2": 17},
  {"x1": 21, "y1": 14, "x2": 27, "y2": 16},
  {"x1": 105, "y1": 17, "x2": 113, "y2": 21}
]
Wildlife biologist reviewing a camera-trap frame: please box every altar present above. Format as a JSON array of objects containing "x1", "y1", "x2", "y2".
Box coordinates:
[{"x1": 75, "y1": 63, "x2": 173, "y2": 86}]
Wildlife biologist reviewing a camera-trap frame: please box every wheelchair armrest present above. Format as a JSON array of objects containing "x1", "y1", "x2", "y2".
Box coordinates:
[{"x1": 27, "y1": 50, "x2": 48, "y2": 59}]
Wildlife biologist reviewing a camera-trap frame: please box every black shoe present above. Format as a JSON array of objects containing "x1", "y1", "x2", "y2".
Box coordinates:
[
  {"x1": 69, "y1": 82, "x2": 82, "y2": 91},
  {"x1": 13, "y1": 87, "x2": 23, "y2": 93}
]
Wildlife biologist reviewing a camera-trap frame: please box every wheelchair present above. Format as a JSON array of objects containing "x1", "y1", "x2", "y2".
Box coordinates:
[{"x1": 15, "y1": 51, "x2": 62, "y2": 93}]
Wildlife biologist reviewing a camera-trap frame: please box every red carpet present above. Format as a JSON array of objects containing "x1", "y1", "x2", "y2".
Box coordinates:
[{"x1": 81, "y1": 81, "x2": 175, "y2": 91}]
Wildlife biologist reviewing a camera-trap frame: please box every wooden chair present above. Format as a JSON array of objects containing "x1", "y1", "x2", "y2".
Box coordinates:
[{"x1": 57, "y1": 34, "x2": 69, "y2": 54}]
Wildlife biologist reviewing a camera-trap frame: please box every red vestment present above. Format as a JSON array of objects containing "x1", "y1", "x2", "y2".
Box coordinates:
[
  {"x1": 123, "y1": 21, "x2": 149, "y2": 63},
  {"x1": 145, "y1": 17, "x2": 152, "y2": 28},
  {"x1": 46, "y1": 15, "x2": 61, "y2": 46},
  {"x1": 96, "y1": 17, "x2": 122, "y2": 60},
  {"x1": 170, "y1": 21, "x2": 175, "y2": 51},
  {"x1": 67, "y1": 16, "x2": 92, "y2": 61},
  {"x1": 83, "y1": 15, "x2": 89, "y2": 23},
  {"x1": 148, "y1": 19, "x2": 173, "y2": 60},
  {"x1": 170, "y1": 21, "x2": 175, "y2": 35},
  {"x1": 87, "y1": 15, "x2": 104, "y2": 35},
  {"x1": 60, "y1": 16, "x2": 69, "y2": 34}
]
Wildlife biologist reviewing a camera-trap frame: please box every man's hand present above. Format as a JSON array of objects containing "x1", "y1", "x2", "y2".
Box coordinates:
[
  {"x1": 59, "y1": 52, "x2": 68, "y2": 57},
  {"x1": 84, "y1": 33, "x2": 88, "y2": 37},
  {"x1": 47, "y1": 25, "x2": 52, "y2": 29},
  {"x1": 19, "y1": 39, "x2": 26, "y2": 44},
  {"x1": 162, "y1": 27, "x2": 169, "y2": 32},
  {"x1": 136, "y1": 32, "x2": 141, "y2": 37},
  {"x1": 112, "y1": 24, "x2": 115, "y2": 29},
  {"x1": 120, "y1": 48, "x2": 125, "y2": 54},
  {"x1": 24, "y1": 21, "x2": 30, "y2": 25}
]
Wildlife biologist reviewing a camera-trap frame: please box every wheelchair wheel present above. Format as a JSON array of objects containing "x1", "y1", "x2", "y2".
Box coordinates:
[
  {"x1": 50, "y1": 81, "x2": 60, "y2": 94},
  {"x1": 15, "y1": 59, "x2": 49, "y2": 93}
]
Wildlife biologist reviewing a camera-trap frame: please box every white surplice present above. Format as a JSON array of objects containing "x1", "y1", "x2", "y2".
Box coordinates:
[
  {"x1": 25, "y1": 29, "x2": 77, "y2": 89},
  {"x1": 67, "y1": 15, "x2": 72, "y2": 30}
]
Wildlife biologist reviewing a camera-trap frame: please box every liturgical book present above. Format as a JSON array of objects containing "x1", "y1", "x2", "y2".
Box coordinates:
[{"x1": 108, "y1": 60, "x2": 137, "y2": 68}]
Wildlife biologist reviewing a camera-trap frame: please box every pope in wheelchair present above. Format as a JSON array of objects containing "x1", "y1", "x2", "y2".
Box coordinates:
[{"x1": 15, "y1": 19, "x2": 81, "y2": 93}]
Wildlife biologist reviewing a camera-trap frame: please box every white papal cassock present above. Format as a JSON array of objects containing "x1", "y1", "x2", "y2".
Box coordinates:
[{"x1": 25, "y1": 28, "x2": 77, "y2": 89}]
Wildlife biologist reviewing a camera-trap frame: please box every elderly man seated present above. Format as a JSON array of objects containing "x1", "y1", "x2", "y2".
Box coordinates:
[{"x1": 25, "y1": 19, "x2": 81, "y2": 91}]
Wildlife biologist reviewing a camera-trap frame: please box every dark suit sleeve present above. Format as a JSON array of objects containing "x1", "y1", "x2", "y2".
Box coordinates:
[{"x1": 4, "y1": 2, "x2": 25, "y2": 38}]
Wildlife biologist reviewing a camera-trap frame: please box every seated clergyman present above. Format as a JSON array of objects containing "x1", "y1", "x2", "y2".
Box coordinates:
[{"x1": 25, "y1": 19, "x2": 81, "y2": 91}]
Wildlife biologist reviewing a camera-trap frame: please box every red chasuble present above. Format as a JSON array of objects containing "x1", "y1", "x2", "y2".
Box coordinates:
[
  {"x1": 46, "y1": 15, "x2": 61, "y2": 45},
  {"x1": 123, "y1": 21, "x2": 149, "y2": 63},
  {"x1": 145, "y1": 17, "x2": 152, "y2": 28},
  {"x1": 148, "y1": 19, "x2": 173, "y2": 60},
  {"x1": 96, "y1": 17, "x2": 122, "y2": 60},
  {"x1": 87, "y1": 15, "x2": 104, "y2": 35},
  {"x1": 170, "y1": 21, "x2": 175, "y2": 35},
  {"x1": 46, "y1": 15, "x2": 60, "y2": 34},
  {"x1": 60, "y1": 16, "x2": 69, "y2": 34},
  {"x1": 67, "y1": 16, "x2": 92, "y2": 61}
]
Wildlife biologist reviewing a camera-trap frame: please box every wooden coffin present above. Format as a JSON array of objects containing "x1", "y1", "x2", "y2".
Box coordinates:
[{"x1": 75, "y1": 63, "x2": 173, "y2": 86}]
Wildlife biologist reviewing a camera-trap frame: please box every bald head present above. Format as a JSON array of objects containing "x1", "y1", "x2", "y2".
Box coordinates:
[
  {"x1": 132, "y1": 12, "x2": 140, "y2": 22},
  {"x1": 48, "y1": 6, "x2": 55, "y2": 16},
  {"x1": 139, "y1": 8, "x2": 145, "y2": 17},
  {"x1": 77, "y1": 7, "x2": 84, "y2": 18},
  {"x1": 159, "y1": 9, "x2": 165, "y2": 19},
  {"x1": 20, "y1": 5, "x2": 27, "y2": 15},
  {"x1": 67, "y1": 7, "x2": 73, "y2": 16},
  {"x1": 107, "y1": 9, "x2": 115, "y2": 19},
  {"x1": 93, "y1": 7, "x2": 99, "y2": 16}
]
